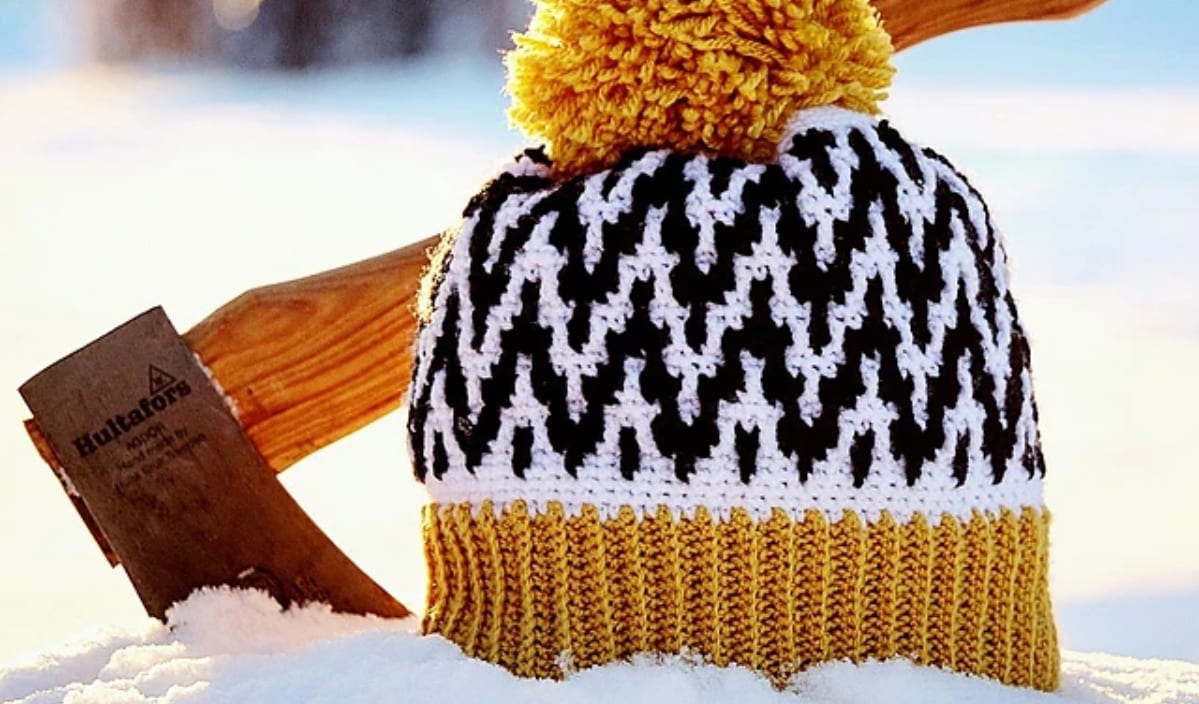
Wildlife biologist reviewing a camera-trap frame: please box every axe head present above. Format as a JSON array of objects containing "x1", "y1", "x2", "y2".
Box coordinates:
[{"x1": 20, "y1": 307, "x2": 408, "y2": 620}]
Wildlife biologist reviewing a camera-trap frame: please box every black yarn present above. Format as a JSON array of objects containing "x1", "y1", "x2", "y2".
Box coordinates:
[{"x1": 408, "y1": 119, "x2": 1044, "y2": 489}]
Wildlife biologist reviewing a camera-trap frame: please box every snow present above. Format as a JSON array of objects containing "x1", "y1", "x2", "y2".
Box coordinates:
[
  {"x1": 1, "y1": 0, "x2": 1198, "y2": 695},
  {"x1": 5, "y1": 63, "x2": 1196, "y2": 667},
  {"x1": 1, "y1": 589, "x2": 1196, "y2": 704}
]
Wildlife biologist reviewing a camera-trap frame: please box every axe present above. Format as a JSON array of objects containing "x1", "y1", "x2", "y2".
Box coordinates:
[{"x1": 19, "y1": 0, "x2": 1108, "y2": 622}]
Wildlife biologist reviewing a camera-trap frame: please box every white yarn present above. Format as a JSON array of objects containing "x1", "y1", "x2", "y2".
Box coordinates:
[{"x1": 414, "y1": 106, "x2": 1045, "y2": 526}]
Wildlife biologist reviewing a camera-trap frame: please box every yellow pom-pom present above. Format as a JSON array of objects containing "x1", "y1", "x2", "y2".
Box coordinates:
[{"x1": 506, "y1": 0, "x2": 895, "y2": 178}]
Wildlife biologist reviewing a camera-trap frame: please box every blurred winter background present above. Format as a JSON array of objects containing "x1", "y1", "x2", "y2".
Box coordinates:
[{"x1": 0, "y1": 0, "x2": 1196, "y2": 672}]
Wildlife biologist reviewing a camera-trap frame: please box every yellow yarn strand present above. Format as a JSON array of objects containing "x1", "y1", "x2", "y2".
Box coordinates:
[
  {"x1": 451, "y1": 504, "x2": 487, "y2": 658},
  {"x1": 895, "y1": 511, "x2": 934, "y2": 664},
  {"x1": 862, "y1": 510, "x2": 900, "y2": 661},
  {"x1": 506, "y1": 0, "x2": 895, "y2": 177},
  {"x1": 679, "y1": 507, "x2": 720, "y2": 659},
  {"x1": 794, "y1": 509, "x2": 832, "y2": 665},
  {"x1": 566, "y1": 505, "x2": 618, "y2": 669}
]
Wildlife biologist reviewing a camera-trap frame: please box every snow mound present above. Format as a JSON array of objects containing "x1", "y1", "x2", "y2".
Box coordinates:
[{"x1": 0, "y1": 589, "x2": 1194, "y2": 704}]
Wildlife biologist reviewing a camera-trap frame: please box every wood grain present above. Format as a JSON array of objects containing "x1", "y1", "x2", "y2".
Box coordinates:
[
  {"x1": 182, "y1": 238, "x2": 437, "y2": 473},
  {"x1": 874, "y1": 0, "x2": 1108, "y2": 51}
]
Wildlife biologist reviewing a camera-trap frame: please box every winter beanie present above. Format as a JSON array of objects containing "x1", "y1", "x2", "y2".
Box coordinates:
[{"x1": 407, "y1": 0, "x2": 1058, "y2": 692}]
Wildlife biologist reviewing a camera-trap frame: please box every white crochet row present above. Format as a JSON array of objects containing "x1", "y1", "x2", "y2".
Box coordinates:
[{"x1": 417, "y1": 346, "x2": 1044, "y2": 523}]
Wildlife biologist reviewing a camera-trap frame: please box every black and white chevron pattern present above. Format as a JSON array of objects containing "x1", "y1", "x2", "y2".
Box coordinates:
[{"x1": 407, "y1": 108, "x2": 1045, "y2": 509}]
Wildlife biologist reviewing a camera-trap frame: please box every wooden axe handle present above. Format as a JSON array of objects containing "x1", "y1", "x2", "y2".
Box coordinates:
[
  {"x1": 182, "y1": 240, "x2": 431, "y2": 473},
  {"x1": 33, "y1": 0, "x2": 1106, "y2": 476},
  {"x1": 877, "y1": 0, "x2": 1108, "y2": 50}
]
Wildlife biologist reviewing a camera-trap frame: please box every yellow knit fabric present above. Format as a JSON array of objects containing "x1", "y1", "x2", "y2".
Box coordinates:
[
  {"x1": 506, "y1": 0, "x2": 895, "y2": 177},
  {"x1": 423, "y1": 502, "x2": 1058, "y2": 691}
]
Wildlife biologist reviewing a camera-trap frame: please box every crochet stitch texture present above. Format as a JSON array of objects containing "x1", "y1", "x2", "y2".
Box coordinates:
[{"x1": 408, "y1": 107, "x2": 1058, "y2": 690}]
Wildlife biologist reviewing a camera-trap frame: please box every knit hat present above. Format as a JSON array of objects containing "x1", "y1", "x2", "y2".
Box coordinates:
[{"x1": 407, "y1": 0, "x2": 1057, "y2": 692}]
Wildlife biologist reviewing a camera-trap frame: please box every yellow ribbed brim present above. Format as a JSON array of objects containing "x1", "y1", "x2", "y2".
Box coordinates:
[{"x1": 422, "y1": 501, "x2": 1058, "y2": 691}]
